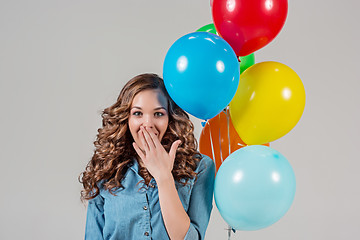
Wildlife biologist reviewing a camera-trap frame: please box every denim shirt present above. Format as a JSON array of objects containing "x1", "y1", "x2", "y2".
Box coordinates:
[{"x1": 85, "y1": 154, "x2": 215, "y2": 240}]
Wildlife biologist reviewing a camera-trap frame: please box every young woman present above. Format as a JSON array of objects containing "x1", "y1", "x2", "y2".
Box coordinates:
[{"x1": 79, "y1": 73, "x2": 215, "y2": 240}]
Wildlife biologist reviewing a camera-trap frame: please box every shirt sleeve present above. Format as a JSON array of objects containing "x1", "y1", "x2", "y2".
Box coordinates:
[
  {"x1": 184, "y1": 155, "x2": 215, "y2": 240},
  {"x1": 85, "y1": 193, "x2": 105, "y2": 240}
]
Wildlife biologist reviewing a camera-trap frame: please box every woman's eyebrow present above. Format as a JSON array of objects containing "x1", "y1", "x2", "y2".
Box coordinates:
[
  {"x1": 131, "y1": 106, "x2": 167, "y2": 110},
  {"x1": 154, "y1": 107, "x2": 167, "y2": 110}
]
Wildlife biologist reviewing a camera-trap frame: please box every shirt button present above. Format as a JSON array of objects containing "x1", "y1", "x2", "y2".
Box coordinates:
[
  {"x1": 144, "y1": 232, "x2": 149, "y2": 236},
  {"x1": 143, "y1": 206, "x2": 148, "y2": 210}
]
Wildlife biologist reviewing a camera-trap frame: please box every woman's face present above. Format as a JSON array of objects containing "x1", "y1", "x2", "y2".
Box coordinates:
[{"x1": 128, "y1": 89, "x2": 169, "y2": 151}]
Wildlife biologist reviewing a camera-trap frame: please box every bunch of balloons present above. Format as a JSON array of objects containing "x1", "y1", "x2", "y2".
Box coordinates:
[{"x1": 163, "y1": 0, "x2": 305, "y2": 233}]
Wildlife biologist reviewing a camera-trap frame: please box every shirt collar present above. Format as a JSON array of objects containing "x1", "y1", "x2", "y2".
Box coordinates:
[{"x1": 129, "y1": 157, "x2": 140, "y2": 174}]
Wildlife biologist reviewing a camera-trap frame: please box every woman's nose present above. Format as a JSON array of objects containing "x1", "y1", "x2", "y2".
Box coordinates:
[{"x1": 142, "y1": 116, "x2": 154, "y2": 128}]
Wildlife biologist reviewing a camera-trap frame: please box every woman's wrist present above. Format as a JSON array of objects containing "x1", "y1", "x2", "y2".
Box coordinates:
[{"x1": 155, "y1": 172, "x2": 174, "y2": 186}]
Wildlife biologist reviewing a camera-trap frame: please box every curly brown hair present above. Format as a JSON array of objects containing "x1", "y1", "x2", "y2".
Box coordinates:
[{"x1": 79, "y1": 73, "x2": 202, "y2": 202}]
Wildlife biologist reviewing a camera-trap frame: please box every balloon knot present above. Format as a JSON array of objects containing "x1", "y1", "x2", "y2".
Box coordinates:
[{"x1": 201, "y1": 120, "x2": 207, "y2": 127}]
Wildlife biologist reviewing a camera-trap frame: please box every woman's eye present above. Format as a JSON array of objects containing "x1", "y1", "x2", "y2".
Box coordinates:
[
  {"x1": 133, "y1": 111, "x2": 142, "y2": 116},
  {"x1": 155, "y1": 112, "x2": 164, "y2": 117}
]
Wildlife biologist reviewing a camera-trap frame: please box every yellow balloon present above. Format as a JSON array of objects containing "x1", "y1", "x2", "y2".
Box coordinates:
[{"x1": 229, "y1": 61, "x2": 306, "y2": 145}]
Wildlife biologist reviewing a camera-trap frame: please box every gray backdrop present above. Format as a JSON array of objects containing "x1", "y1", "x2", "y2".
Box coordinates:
[{"x1": 1, "y1": 0, "x2": 359, "y2": 239}]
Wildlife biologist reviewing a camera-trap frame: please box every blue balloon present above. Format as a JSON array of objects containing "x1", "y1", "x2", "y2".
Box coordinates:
[
  {"x1": 163, "y1": 32, "x2": 240, "y2": 120},
  {"x1": 214, "y1": 145, "x2": 296, "y2": 231}
]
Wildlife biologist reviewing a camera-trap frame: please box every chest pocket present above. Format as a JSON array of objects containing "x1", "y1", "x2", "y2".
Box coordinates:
[
  {"x1": 102, "y1": 184, "x2": 146, "y2": 226},
  {"x1": 175, "y1": 180, "x2": 193, "y2": 212}
]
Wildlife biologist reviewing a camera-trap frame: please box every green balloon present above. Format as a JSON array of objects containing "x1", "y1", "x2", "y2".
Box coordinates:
[
  {"x1": 239, "y1": 54, "x2": 255, "y2": 74},
  {"x1": 196, "y1": 23, "x2": 217, "y2": 35},
  {"x1": 196, "y1": 23, "x2": 255, "y2": 74}
]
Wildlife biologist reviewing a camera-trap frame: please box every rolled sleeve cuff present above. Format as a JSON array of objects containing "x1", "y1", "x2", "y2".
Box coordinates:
[{"x1": 184, "y1": 223, "x2": 199, "y2": 240}]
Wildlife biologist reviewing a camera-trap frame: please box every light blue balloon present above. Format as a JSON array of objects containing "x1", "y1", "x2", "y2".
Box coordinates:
[
  {"x1": 214, "y1": 145, "x2": 296, "y2": 231},
  {"x1": 163, "y1": 32, "x2": 240, "y2": 120}
]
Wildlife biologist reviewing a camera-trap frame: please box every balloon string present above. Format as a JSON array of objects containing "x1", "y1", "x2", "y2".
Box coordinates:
[
  {"x1": 226, "y1": 107, "x2": 246, "y2": 148},
  {"x1": 226, "y1": 225, "x2": 236, "y2": 239},
  {"x1": 227, "y1": 225, "x2": 235, "y2": 240},
  {"x1": 218, "y1": 114, "x2": 224, "y2": 163},
  {"x1": 207, "y1": 121, "x2": 217, "y2": 174},
  {"x1": 225, "y1": 106, "x2": 231, "y2": 157},
  {"x1": 228, "y1": 224, "x2": 231, "y2": 240}
]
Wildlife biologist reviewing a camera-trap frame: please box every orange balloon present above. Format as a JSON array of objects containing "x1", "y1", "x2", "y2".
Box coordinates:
[{"x1": 199, "y1": 108, "x2": 269, "y2": 173}]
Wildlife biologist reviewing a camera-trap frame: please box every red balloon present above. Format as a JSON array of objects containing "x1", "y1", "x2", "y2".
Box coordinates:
[{"x1": 212, "y1": 0, "x2": 288, "y2": 56}]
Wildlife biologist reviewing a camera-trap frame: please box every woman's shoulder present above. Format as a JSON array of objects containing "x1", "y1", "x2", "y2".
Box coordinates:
[{"x1": 195, "y1": 154, "x2": 215, "y2": 174}]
